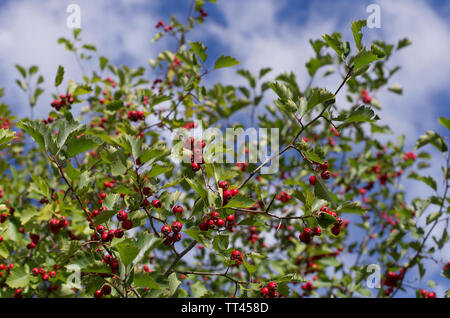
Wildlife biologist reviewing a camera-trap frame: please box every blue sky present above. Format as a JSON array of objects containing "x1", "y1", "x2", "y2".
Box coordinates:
[{"x1": 0, "y1": 0, "x2": 449, "y2": 297}]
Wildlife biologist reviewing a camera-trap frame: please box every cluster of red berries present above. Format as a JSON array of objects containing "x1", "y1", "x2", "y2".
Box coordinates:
[
  {"x1": 155, "y1": 20, "x2": 165, "y2": 28},
  {"x1": 246, "y1": 226, "x2": 260, "y2": 244},
  {"x1": 91, "y1": 206, "x2": 107, "y2": 218},
  {"x1": 143, "y1": 265, "x2": 152, "y2": 273},
  {"x1": 49, "y1": 216, "x2": 69, "y2": 234},
  {"x1": 362, "y1": 89, "x2": 372, "y2": 104},
  {"x1": 127, "y1": 110, "x2": 145, "y2": 122},
  {"x1": 443, "y1": 261, "x2": 450, "y2": 271},
  {"x1": 311, "y1": 161, "x2": 331, "y2": 185},
  {"x1": 236, "y1": 162, "x2": 248, "y2": 171},
  {"x1": 0, "y1": 116, "x2": 12, "y2": 129},
  {"x1": 299, "y1": 227, "x2": 321, "y2": 244},
  {"x1": 276, "y1": 191, "x2": 291, "y2": 203},
  {"x1": 330, "y1": 126, "x2": 340, "y2": 137},
  {"x1": 301, "y1": 280, "x2": 314, "y2": 293},
  {"x1": 230, "y1": 250, "x2": 243, "y2": 266},
  {"x1": 117, "y1": 210, "x2": 132, "y2": 230},
  {"x1": 403, "y1": 151, "x2": 417, "y2": 161},
  {"x1": 104, "y1": 179, "x2": 115, "y2": 188},
  {"x1": 0, "y1": 263, "x2": 14, "y2": 278},
  {"x1": 102, "y1": 254, "x2": 120, "y2": 273},
  {"x1": 105, "y1": 76, "x2": 117, "y2": 88},
  {"x1": 183, "y1": 137, "x2": 206, "y2": 171},
  {"x1": 420, "y1": 289, "x2": 436, "y2": 298},
  {"x1": 32, "y1": 266, "x2": 57, "y2": 281},
  {"x1": 218, "y1": 180, "x2": 239, "y2": 205},
  {"x1": 260, "y1": 281, "x2": 278, "y2": 298},
  {"x1": 161, "y1": 222, "x2": 183, "y2": 245},
  {"x1": 199, "y1": 9, "x2": 208, "y2": 17},
  {"x1": 93, "y1": 225, "x2": 124, "y2": 242},
  {"x1": 26, "y1": 233, "x2": 40, "y2": 249},
  {"x1": 381, "y1": 211, "x2": 399, "y2": 228},
  {"x1": 41, "y1": 116, "x2": 55, "y2": 125},
  {"x1": 94, "y1": 284, "x2": 112, "y2": 298},
  {"x1": 183, "y1": 122, "x2": 197, "y2": 130},
  {"x1": 50, "y1": 93, "x2": 74, "y2": 111},
  {"x1": 383, "y1": 268, "x2": 405, "y2": 295}
]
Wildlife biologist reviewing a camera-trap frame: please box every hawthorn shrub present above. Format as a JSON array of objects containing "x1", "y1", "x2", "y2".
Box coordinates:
[{"x1": 0, "y1": 2, "x2": 449, "y2": 298}]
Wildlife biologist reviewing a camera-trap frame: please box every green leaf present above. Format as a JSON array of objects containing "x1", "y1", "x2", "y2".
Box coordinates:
[
  {"x1": 397, "y1": 38, "x2": 412, "y2": 50},
  {"x1": 317, "y1": 212, "x2": 337, "y2": 228},
  {"x1": 242, "y1": 255, "x2": 257, "y2": 275},
  {"x1": 269, "y1": 82, "x2": 291, "y2": 99},
  {"x1": 0, "y1": 129, "x2": 16, "y2": 150},
  {"x1": 351, "y1": 20, "x2": 367, "y2": 51},
  {"x1": 114, "y1": 238, "x2": 141, "y2": 266},
  {"x1": 408, "y1": 172, "x2": 437, "y2": 191},
  {"x1": 17, "y1": 119, "x2": 49, "y2": 151},
  {"x1": 134, "y1": 272, "x2": 160, "y2": 289},
  {"x1": 184, "y1": 177, "x2": 207, "y2": 199},
  {"x1": 66, "y1": 134, "x2": 102, "y2": 158},
  {"x1": 214, "y1": 55, "x2": 240, "y2": 69},
  {"x1": 132, "y1": 232, "x2": 164, "y2": 266},
  {"x1": 189, "y1": 41, "x2": 208, "y2": 62},
  {"x1": 106, "y1": 100, "x2": 124, "y2": 111},
  {"x1": 307, "y1": 88, "x2": 335, "y2": 110},
  {"x1": 426, "y1": 211, "x2": 441, "y2": 225},
  {"x1": 99, "y1": 56, "x2": 109, "y2": 70},
  {"x1": 146, "y1": 164, "x2": 173, "y2": 179},
  {"x1": 314, "y1": 177, "x2": 336, "y2": 208},
  {"x1": 353, "y1": 48, "x2": 381, "y2": 70},
  {"x1": 335, "y1": 106, "x2": 379, "y2": 123},
  {"x1": 191, "y1": 280, "x2": 208, "y2": 297},
  {"x1": 438, "y1": 117, "x2": 450, "y2": 130},
  {"x1": 322, "y1": 33, "x2": 350, "y2": 61},
  {"x1": 183, "y1": 228, "x2": 212, "y2": 249},
  {"x1": 168, "y1": 272, "x2": 181, "y2": 296},
  {"x1": 224, "y1": 194, "x2": 256, "y2": 209},
  {"x1": 416, "y1": 131, "x2": 448, "y2": 152},
  {"x1": 15, "y1": 64, "x2": 27, "y2": 78},
  {"x1": 6, "y1": 266, "x2": 31, "y2": 288},
  {"x1": 56, "y1": 118, "x2": 84, "y2": 148},
  {"x1": 337, "y1": 201, "x2": 366, "y2": 214},
  {"x1": 55, "y1": 65, "x2": 64, "y2": 87},
  {"x1": 388, "y1": 84, "x2": 403, "y2": 95}
]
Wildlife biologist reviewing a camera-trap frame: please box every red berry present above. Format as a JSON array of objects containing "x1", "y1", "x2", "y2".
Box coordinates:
[
  {"x1": 223, "y1": 190, "x2": 232, "y2": 200},
  {"x1": 218, "y1": 181, "x2": 229, "y2": 190},
  {"x1": 152, "y1": 200, "x2": 161, "y2": 208},
  {"x1": 101, "y1": 285, "x2": 112, "y2": 295},
  {"x1": 172, "y1": 221, "x2": 183, "y2": 233},
  {"x1": 309, "y1": 175, "x2": 316, "y2": 185},
  {"x1": 427, "y1": 292, "x2": 436, "y2": 298},
  {"x1": 226, "y1": 214, "x2": 235, "y2": 222},
  {"x1": 114, "y1": 229, "x2": 124, "y2": 238},
  {"x1": 321, "y1": 170, "x2": 331, "y2": 180},
  {"x1": 261, "y1": 287, "x2": 269, "y2": 297},
  {"x1": 231, "y1": 188, "x2": 239, "y2": 196},
  {"x1": 191, "y1": 162, "x2": 201, "y2": 171},
  {"x1": 161, "y1": 225, "x2": 171, "y2": 236},
  {"x1": 216, "y1": 218, "x2": 224, "y2": 227},
  {"x1": 100, "y1": 192, "x2": 107, "y2": 199},
  {"x1": 211, "y1": 211, "x2": 220, "y2": 220},
  {"x1": 94, "y1": 290, "x2": 103, "y2": 298},
  {"x1": 173, "y1": 205, "x2": 183, "y2": 215},
  {"x1": 267, "y1": 281, "x2": 278, "y2": 291},
  {"x1": 117, "y1": 210, "x2": 128, "y2": 221},
  {"x1": 96, "y1": 225, "x2": 105, "y2": 234},
  {"x1": 122, "y1": 219, "x2": 133, "y2": 230},
  {"x1": 312, "y1": 227, "x2": 322, "y2": 236},
  {"x1": 331, "y1": 226, "x2": 341, "y2": 236},
  {"x1": 319, "y1": 161, "x2": 328, "y2": 171},
  {"x1": 172, "y1": 232, "x2": 182, "y2": 242}
]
